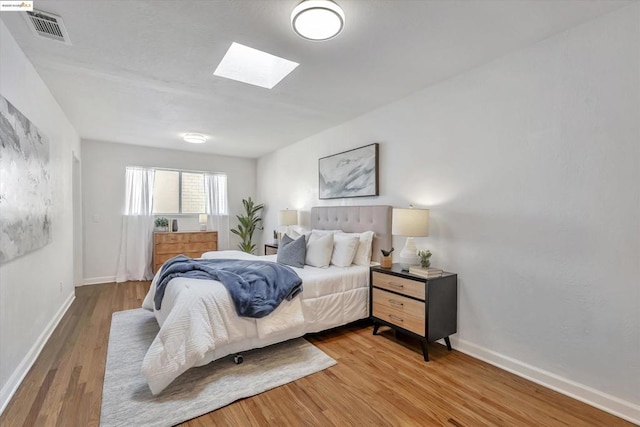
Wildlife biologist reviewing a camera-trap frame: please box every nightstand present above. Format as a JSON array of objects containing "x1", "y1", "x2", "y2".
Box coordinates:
[
  {"x1": 264, "y1": 243, "x2": 278, "y2": 255},
  {"x1": 370, "y1": 264, "x2": 457, "y2": 361}
]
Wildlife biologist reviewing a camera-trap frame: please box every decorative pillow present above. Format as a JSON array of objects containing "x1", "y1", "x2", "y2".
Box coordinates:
[
  {"x1": 338, "y1": 231, "x2": 375, "y2": 266},
  {"x1": 277, "y1": 234, "x2": 306, "y2": 268},
  {"x1": 305, "y1": 232, "x2": 334, "y2": 268},
  {"x1": 331, "y1": 234, "x2": 360, "y2": 267}
]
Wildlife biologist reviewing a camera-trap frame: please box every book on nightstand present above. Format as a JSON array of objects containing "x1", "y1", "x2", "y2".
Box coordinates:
[{"x1": 409, "y1": 266, "x2": 444, "y2": 278}]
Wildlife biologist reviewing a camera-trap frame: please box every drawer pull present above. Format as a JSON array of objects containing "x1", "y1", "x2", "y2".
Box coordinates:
[
  {"x1": 388, "y1": 299, "x2": 404, "y2": 307},
  {"x1": 389, "y1": 314, "x2": 404, "y2": 323},
  {"x1": 388, "y1": 282, "x2": 404, "y2": 289}
]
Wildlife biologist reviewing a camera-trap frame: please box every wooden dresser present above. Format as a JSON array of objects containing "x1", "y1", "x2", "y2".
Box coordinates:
[{"x1": 153, "y1": 231, "x2": 218, "y2": 273}]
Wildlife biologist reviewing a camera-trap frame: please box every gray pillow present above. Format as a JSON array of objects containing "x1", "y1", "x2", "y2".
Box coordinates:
[{"x1": 277, "y1": 234, "x2": 306, "y2": 268}]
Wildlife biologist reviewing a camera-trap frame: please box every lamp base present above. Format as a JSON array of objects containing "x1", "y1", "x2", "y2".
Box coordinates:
[
  {"x1": 398, "y1": 237, "x2": 419, "y2": 271},
  {"x1": 200, "y1": 224, "x2": 207, "y2": 231}
]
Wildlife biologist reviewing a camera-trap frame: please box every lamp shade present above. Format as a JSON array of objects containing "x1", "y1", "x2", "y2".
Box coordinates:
[
  {"x1": 198, "y1": 214, "x2": 208, "y2": 224},
  {"x1": 392, "y1": 208, "x2": 429, "y2": 237},
  {"x1": 278, "y1": 209, "x2": 298, "y2": 226}
]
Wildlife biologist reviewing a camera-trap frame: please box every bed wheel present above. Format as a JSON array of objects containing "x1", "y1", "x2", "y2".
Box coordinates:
[{"x1": 233, "y1": 354, "x2": 243, "y2": 364}]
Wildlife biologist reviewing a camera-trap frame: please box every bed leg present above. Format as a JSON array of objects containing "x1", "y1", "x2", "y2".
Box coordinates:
[{"x1": 233, "y1": 354, "x2": 244, "y2": 364}]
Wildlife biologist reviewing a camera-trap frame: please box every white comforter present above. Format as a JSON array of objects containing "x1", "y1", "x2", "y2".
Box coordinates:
[{"x1": 141, "y1": 250, "x2": 369, "y2": 394}]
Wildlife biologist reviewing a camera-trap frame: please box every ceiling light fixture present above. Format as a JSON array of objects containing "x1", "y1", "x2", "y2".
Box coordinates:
[
  {"x1": 183, "y1": 133, "x2": 207, "y2": 144},
  {"x1": 291, "y1": 0, "x2": 345, "y2": 41}
]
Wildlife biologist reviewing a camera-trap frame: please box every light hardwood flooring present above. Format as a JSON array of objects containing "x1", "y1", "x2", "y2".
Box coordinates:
[{"x1": 0, "y1": 281, "x2": 632, "y2": 426}]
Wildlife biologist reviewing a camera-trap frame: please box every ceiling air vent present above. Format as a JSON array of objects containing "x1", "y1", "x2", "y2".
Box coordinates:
[{"x1": 24, "y1": 9, "x2": 71, "y2": 45}]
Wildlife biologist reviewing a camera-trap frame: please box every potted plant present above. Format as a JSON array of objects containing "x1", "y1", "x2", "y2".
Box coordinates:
[
  {"x1": 417, "y1": 249, "x2": 432, "y2": 268},
  {"x1": 230, "y1": 197, "x2": 264, "y2": 254},
  {"x1": 154, "y1": 216, "x2": 169, "y2": 232}
]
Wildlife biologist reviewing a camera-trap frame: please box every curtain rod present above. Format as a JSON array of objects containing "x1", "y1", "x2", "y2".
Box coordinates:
[{"x1": 126, "y1": 165, "x2": 226, "y2": 176}]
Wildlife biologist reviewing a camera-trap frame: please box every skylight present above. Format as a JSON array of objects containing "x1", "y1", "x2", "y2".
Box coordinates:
[{"x1": 213, "y1": 42, "x2": 299, "y2": 89}]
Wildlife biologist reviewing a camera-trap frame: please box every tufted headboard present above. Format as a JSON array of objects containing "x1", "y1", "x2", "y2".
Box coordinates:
[{"x1": 310, "y1": 205, "x2": 392, "y2": 262}]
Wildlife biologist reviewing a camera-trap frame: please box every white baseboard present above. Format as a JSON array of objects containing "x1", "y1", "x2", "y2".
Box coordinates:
[
  {"x1": 81, "y1": 276, "x2": 116, "y2": 286},
  {"x1": 0, "y1": 292, "x2": 75, "y2": 416},
  {"x1": 450, "y1": 337, "x2": 640, "y2": 425}
]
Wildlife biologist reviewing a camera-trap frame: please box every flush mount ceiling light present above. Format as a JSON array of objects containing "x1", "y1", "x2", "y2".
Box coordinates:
[
  {"x1": 183, "y1": 133, "x2": 207, "y2": 144},
  {"x1": 291, "y1": 0, "x2": 345, "y2": 41},
  {"x1": 213, "y1": 42, "x2": 299, "y2": 89}
]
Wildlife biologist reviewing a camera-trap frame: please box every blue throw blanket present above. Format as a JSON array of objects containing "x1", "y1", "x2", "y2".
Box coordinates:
[{"x1": 154, "y1": 256, "x2": 303, "y2": 318}]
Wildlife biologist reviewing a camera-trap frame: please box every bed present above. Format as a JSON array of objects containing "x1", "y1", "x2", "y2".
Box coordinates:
[{"x1": 141, "y1": 205, "x2": 392, "y2": 394}]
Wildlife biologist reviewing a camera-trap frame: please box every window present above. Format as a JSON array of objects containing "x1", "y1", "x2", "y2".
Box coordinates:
[{"x1": 152, "y1": 169, "x2": 227, "y2": 215}]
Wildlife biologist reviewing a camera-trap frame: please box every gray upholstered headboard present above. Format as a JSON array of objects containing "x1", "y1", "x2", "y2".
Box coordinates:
[{"x1": 310, "y1": 205, "x2": 392, "y2": 262}]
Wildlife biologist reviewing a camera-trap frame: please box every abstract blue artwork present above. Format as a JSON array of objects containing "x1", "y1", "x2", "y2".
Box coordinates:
[{"x1": 319, "y1": 143, "x2": 379, "y2": 199}]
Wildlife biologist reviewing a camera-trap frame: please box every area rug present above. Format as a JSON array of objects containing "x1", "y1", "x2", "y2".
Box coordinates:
[{"x1": 100, "y1": 308, "x2": 336, "y2": 427}]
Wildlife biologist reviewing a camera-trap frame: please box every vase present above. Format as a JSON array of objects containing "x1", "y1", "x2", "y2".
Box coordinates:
[{"x1": 171, "y1": 219, "x2": 178, "y2": 232}]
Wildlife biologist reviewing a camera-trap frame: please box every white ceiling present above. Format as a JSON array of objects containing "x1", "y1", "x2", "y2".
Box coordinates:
[{"x1": 1, "y1": 0, "x2": 630, "y2": 158}]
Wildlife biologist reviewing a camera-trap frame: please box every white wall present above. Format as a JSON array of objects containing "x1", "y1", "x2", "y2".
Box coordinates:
[
  {"x1": 81, "y1": 139, "x2": 256, "y2": 284},
  {"x1": 257, "y1": 5, "x2": 640, "y2": 422},
  {"x1": 0, "y1": 21, "x2": 80, "y2": 412}
]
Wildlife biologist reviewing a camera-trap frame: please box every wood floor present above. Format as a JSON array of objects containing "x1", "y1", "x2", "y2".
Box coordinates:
[{"x1": 1, "y1": 282, "x2": 631, "y2": 427}]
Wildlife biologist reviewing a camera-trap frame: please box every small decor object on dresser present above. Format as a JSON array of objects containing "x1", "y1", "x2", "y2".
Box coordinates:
[
  {"x1": 380, "y1": 248, "x2": 394, "y2": 268},
  {"x1": 154, "y1": 217, "x2": 169, "y2": 232},
  {"x1": 408, "y1": 266, "x2": 442, "y2": 279},
  {"x1": 417, "y1": 249, "x2": 431, "y2": 268},
  {"x1": 171, "y1": 219, "x2": 179, "y2": 232}
]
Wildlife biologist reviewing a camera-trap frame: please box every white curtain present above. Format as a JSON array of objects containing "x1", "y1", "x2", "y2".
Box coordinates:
[
  {"x1": 204, "y1": 173, "x2": 230, "y2": 250},
  {"x1": 115, "y1": 167, "x2": 155, "y2": 282}
]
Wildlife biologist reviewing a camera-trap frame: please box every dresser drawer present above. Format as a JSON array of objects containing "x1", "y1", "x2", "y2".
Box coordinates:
[
  {"x1": 155, "y1": 241, "x2": 216, "y2": 254},
  {"x1": 155, "y1": 232, "x2": 217, "y2": 244},
  {"x1": 372, "y1": 272, "x2": 425, "y2": 300},
  {"x1": 372, "y1": 291, "x2": 425, "y2": 336}
]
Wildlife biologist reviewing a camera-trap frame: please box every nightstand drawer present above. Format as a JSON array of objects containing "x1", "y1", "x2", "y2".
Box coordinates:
[
  {"x1": 372, "y1": 288, "x2": 424, "y2": 318},
  {"x1": 372, "y1": 272, "x2": 425, "y2": 300},
  {"x1": 372, "y1": 300, "x2": 425, "y2": 336}
]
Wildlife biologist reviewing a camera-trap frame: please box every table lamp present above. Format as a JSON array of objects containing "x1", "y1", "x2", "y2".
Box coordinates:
[
  {"x1": 392, "y1": 206, "x2": 429, "y2": 270},
  {"x1": 199, "y1": 214, "x2": 208, "y2": 231},
  {"x1": 278, "y1": 209, "x2": 298, "y2": 239}
]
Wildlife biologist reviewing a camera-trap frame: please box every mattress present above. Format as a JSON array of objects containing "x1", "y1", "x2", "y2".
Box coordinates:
[{"x1": 140, "y1": 250, "x2": 370, "y2": 394}]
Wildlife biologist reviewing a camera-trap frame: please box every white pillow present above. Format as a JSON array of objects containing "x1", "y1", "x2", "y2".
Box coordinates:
[
  {"x1": 287, "y1": 228, "x2": 309, "y2": 239},
  {"x1": 305, "y1": 232, "x2": 334, "y2": 268},
  {"x1": 338, "y1": 231, "x2": 374, "y2": 266},
  {"x1": 331, "y1": 234, "x2": 360, "y2": 267}
]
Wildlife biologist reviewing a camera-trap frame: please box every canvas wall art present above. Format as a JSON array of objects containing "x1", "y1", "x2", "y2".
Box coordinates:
[
  {"x1": 0, "y1": 94, "x2": 52, "y2": 263},
  {"x1": 319, "y1": 143, "x2": 379, "y2": 199}
]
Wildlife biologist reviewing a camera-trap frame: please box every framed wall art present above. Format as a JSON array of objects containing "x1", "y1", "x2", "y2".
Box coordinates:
[
  {"x1": 0, "y1": 94, "x2": 52, "y2": 263},
  {"x1": 319, "y1": 143, "x2": 379, "y2": 199}
]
